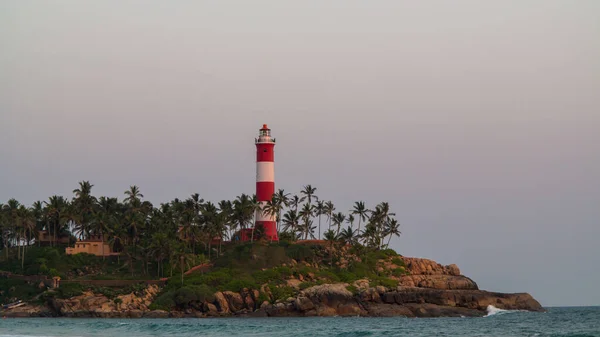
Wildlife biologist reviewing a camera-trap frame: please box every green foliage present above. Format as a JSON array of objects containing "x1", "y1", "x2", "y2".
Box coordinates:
[
  {"x1": 391, "y1": 257, "x2": 405, "y2": 267},
  {"x1": 346, "y1": 285, "x2": 359, "y2": 295},
  {"x1": 256, "y1": 291, "x2": 269, "y2": 304},
  {"x1": 284, "y1": 244, "x2": 315, "y2": 262},
  {"x1": 221, "y1": 278, "x2": 258, "y2": 292},
  {"x1": 0, "y1": 279, "x2": 41, "y2": 303},
  {"x1": 252, "y1": 266, "x2": 292, "y2": 285},
  {"x1": 369, "y1": 276, "x2": 399, "y2": 289},
  {"x1": 270, "y1": 285, "x2": 296, "y2": 302},
  {"x1": 336, "y1": 270, "x2": 359, "y2": 283},
  {"x1": 277, "y1": 231, "x2": 297, "y2": 243},
  {"x1": 391, "y1": 267, "x2": 408, "y2": 277},
  {"x1": 55, "y1": 282, "x2": 84, "y2": 299},
  {"x1": 214, "y1": 244, "x2": 289, "y2": 271},
  {"x1": 315, "y1": 270, "x2": 341, "y2": 282},
  {"x1": 152, "y1": 290, "x2": 176, "y2": 310},
  {"x1": 151, "y1": 284, "x2": 215, "y2": 310}
]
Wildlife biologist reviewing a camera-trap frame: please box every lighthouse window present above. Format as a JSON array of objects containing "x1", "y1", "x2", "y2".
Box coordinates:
[{"x1": 263, "y1": 149, "x2": 268, "y2": 152}]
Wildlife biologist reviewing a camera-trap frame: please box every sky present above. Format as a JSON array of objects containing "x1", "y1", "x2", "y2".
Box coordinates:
[{"x1": 1, "y1": 1, "x2": 599, "y2": 307}]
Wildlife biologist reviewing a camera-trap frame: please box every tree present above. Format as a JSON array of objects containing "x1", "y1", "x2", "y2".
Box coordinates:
[
  {"x1": 351, "y1": 201, "x2": 369, "y2": 238},
  {"x1": 299, "y1": 203, "x2": 315, "y2": 240},
  {"x1": 323, "y1": 229, "x2": 338, "y2": 267},
  {"x1": 331, "y1": 212, "x2": 346, "y2": 236},
  {"x1": 315, "y1": 201, "x2": 325, "y2": 240},
  {"x1": 17, "y1": 205, "x2": 35, "y2": 269},
  {"x1": 2, "y1": 199, "x2": 21, "y2": 258},
  {"x1": 346, "y1": 214, "x2": 355, "y2": 231},
  {"x1": 44, "y1": 196, "x2": 69, "y2": 247},
  {"x1": 324, "y1": 201, "x2": 335, "y2": 232},
  {"x1": 300, "y1": 185, "x2": 317, "y2": 206},
  {"x1": 273, "y1": 189, "x2": 290, "y2": 233},
  {"x1": 384, "y1": 218, "x2": 401, "y2": 248},
  {"x1": 96, "y1": 197, "x2": 119, "y2": 259},
  {"x1": 72, "y1": 181, "x2": 97, "y2": 240},
  {"x1": 339, "y1": 226, "x2": 357, "y2": 246},
  {"x1": 124, "y1": 185, "x2": 143, "y2": 205},
  {"x1": 282, "y1": 209, "x2": 300, "y2": 238},
  {"x1": 290, "y1": 195, "x2": 305, "y2": 213},
  {"x1": 262, "y1": 198, "x2": 280, "y2": 235}
]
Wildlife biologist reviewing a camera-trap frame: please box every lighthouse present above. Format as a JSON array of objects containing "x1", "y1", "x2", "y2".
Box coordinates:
[{"x1": 255, "y1": 124, "x2": 278, "y2": 241}]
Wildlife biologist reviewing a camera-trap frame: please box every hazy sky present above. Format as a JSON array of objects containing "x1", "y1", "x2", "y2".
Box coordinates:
[{"x1": 1, "y1": 1, "x2": 599, "y2": 306}]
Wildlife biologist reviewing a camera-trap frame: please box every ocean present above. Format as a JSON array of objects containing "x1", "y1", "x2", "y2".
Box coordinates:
[{"x1": 0, "y1": 307, "x2": 598, "y2": 337}]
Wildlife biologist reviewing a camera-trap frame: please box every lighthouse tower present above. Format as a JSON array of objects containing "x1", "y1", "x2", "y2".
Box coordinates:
[{"x1": 255, "y1": 124, "x2": 278, "y2": 241}]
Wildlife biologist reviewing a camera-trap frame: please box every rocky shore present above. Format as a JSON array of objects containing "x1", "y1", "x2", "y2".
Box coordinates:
[{"x1": 1, "y1": 257, "x2": 543, "y2": 318}]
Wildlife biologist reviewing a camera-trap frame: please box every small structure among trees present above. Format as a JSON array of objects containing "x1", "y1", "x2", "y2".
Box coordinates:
[{"x1": 66, "y1": 235, "x2": 117, "y2": 257}]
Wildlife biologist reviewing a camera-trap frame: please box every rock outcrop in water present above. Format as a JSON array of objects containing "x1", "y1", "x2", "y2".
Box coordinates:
[{"x1": 1, "y1": 257, "x2": 543, "y2": 318}]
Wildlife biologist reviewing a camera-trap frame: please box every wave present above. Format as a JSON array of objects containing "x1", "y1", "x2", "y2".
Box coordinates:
[{"x1": 485, "y1": 305, "x2": 522, "y2": 317}]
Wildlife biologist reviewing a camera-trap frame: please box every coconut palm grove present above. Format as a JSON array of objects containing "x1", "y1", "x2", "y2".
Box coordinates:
[
  {"x1": 1, "y1": 181, "x2": 401, "y2": 258},
  {"x1": 0, "y1": 181, "x2": 403, "y2": 308}
]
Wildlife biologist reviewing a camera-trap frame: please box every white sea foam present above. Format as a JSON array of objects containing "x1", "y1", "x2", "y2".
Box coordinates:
[{"x1": 485, "y1": 305, "x2": 522, "y2": 317}]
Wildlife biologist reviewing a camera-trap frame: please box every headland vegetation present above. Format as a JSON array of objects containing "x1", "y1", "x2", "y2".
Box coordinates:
[{"x1": 0, "y1": 181, "x2": 542, "y2": 317}]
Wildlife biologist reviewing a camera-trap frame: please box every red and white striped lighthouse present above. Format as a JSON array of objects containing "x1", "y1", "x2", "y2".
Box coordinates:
[{"x1": 255, "y1": 124, "x2": 278, "y2": 241}]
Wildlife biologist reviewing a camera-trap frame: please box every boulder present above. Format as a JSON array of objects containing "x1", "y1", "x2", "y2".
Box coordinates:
[
  {"x1": 205, "y1": 303, "x2": 219, "y2": 316},
  {"x1": 213, "y1": 292, "x2": 230, "y2": 313},
  {"x1": 294, "y1": 296, "x2": 314, "y2": 311},
  {"x1": 223, "y1": 291, "x2": 245, "y2": 312}
]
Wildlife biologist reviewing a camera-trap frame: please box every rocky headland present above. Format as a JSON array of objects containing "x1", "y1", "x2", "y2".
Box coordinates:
[{"x1": 2, "y1": 256, "x2": 543, "y2": 318}]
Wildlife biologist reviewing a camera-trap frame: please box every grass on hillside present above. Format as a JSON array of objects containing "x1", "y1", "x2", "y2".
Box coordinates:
[{"x1": 0, "y1": 242, "x2": 406, "y2": 310}]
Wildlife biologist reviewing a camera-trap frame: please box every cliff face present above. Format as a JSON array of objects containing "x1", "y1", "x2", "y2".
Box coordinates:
[{"x1": 1, "y1": 257, "x2": 543, "y2": 318}]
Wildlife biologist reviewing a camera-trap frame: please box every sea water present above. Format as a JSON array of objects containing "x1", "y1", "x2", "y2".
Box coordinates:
[{"x1": 0, "y1": 307, "x2": 598, "y2": 337}]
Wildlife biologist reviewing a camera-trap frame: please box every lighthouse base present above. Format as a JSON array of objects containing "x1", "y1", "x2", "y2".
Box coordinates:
[{"x1": 255, "y1": 221, "x2": 279, "y2": 242}]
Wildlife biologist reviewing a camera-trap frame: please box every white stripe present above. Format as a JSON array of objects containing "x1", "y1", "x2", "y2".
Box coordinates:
[
  {"x1": 256, "y1": 201, "x2": 276, "y2": 222},
  {"x1": 256, "y1": 162, "x2": 275, "y2": 182}
]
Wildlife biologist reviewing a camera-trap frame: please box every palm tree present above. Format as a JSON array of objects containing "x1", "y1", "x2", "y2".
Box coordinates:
[
  {"x1": 331, "y1": 212, "x2": 346, "y2": 236},
  {"x1": 44, "y1": 196, "x2": 69, "y2": 247},
  {"x1": 346, "y1": 214, "x2": 355, "y2": 230},
  {"x1": 339, "y1": 226, "x2": 357, "y2": 246},
  {"x1": 273, "y1": 189, "x2": 290, "y2": 233},
  {"x1": 324, "y1": 201, "x2": 335, "y2": 232},
  {"x1": 351, "y1": 201, "x2": 369, "y2": 238},
  {"x1": 282, "y1": 209, "x2": 300, "y2": 237},
  {"x1": 323, "y1": 229, "x2": 338, "y2": 246},
  {"x1": 17, "y1": 205, "x2": 35, "y2": 269},
  {"x1": 72, "y1": 181, "x2": 97, "y2": 240},
  {"x1": 170, "y1": 247, "x2": 194, "y2": 286},
  {"x1": 247, "y1": 195, "x2": 262, "y2": 242},
  {"x1": 315, "y1": 201, "x2": 325, "y2": 240},
  {"x1": 232, "y1": 194, "x2": 254, "y2": 234},
  {"x1": 123, "y1": 186, "x2": 148, "y2": 249},
  {"x1": 96, "y1": 197, "x2": 119, "y2": 259},
  {"x1": 218, "y1": 200, "x2": 233, "y2": 240},
  {"x1": 2, "y1": 199, "x2": 21, "y2": 258},
  {"x1": 201, "y1": 202, "x2": 219, "y2": 258},
  {"x1": 124, "y1": 185, "x2": 143, "y2": 205},
  {"x1": 300, "y1": 185, "x2": 317, "y2": 206},
  {"x1": 323, "y1": 229, "x2": 338, "y2": 267},
  {"x1": 30, "y1": 201, "x2": 46, "y2": 246},
  {"x1": 290, "y1": 195, "x2": 305, "y2": 213},
  {"x1": 190, "y1": 193, "x2": 205, "y2": 213},
  {"x1": 262, "y1": 198, "x2": 280, "y2": 235},
  {"x1": 384, "y1": 218, "x2": 401, "y2": 248},
  {"x1": 299, "y1": 203, "x2": 315, "y2": 240}
]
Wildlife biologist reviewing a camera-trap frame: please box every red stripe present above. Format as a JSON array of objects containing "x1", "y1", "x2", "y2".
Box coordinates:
[
  {"x1": 256, "y1": 181, "x2": 274, "y2": 201},
  {"x1": 256, "y1": 221, "x2": 278, "y2": 241},
  {"x1": 256, "y1": 143, "x2": 275, "y2": 162}
]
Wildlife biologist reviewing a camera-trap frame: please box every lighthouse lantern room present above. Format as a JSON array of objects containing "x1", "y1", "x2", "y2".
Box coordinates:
[{"x1": 255, "y1": 124, "x2": 278, "y2": 241}]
